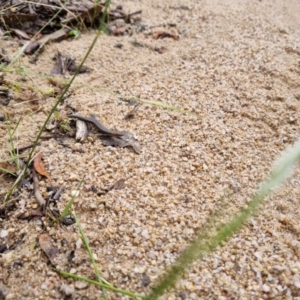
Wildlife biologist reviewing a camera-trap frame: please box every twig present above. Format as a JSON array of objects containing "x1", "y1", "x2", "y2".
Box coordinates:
[
  {"x1": 13, "y1": 143, "x2": 41, "y2": 153},
  {"x1": 53, "y1": 185, "x2": 65, "y2": 200}
]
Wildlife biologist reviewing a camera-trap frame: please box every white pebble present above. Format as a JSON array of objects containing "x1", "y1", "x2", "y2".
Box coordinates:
[
  {"x1": 0, "y1": 230, "x2": 8, "y2": 238},
  {"x1": 75, "y1": 281, "x2": 89, "y2": 290},
  {"x1": 71, "y1": 190, "x2": 80, "y2": 197},
  {"x1": 141, "y1": 229, "x2": 150, "y2": 239},
  {"x1": 60, "y1": 284, "x2": 75, "y2": 296},
  {"x1": 294, "y1": 274, "x2": 300, "y2": 288},
  {"x1": 76, "y1": 239, "x2": 82, "y2": 249},
  {"x1": 262, "y1": 284, "x2": 270, "y2": 292},
  {"x1": 254, "y1": 251, "x2": 262, "y2": 260}
]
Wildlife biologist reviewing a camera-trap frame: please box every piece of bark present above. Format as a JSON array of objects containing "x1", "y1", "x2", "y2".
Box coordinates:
[
  {"x1": 39, "y1": 233, "x2": 58, "y2": 265},
  {"x1": 101, "y1": 131, "x2": 141, "y2": 154},
  {"x1": 32, "y1": 169, "x2": 46, "y2": 207},
  {"x1": 25, "y1": 28, "x2": 70, "y2": 55},
  {"x1": 75, "y1": 119, "x2": 88, "y2": 142},
  {"x1": 33, "y1": 152, "x2": 51, "y2": 182}
]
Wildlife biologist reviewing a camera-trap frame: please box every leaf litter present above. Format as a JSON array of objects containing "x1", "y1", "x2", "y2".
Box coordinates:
[
  {"x1": 0, "y1": 1, "x2": 189, "y2": 298},
  {"x1": 33, "y1": 152, "x2": 51, "y2": 183},
  {"x1": 51, "y1": 51, "x2": 88, "y2": 75}
]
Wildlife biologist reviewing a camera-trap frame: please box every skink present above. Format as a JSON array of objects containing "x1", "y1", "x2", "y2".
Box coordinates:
[{"x1": 68, "y1": 115, "x2": 123, "y2": 136}]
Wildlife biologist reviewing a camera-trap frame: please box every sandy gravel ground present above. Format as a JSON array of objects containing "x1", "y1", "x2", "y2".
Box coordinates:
[{"x1": 1, "y1": 0, "x2": 300, "y2": 299}]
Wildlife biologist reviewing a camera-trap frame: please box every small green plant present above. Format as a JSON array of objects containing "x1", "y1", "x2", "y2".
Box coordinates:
[
  {"x1": 55, "y1": 138, "x2": 300, "y2": 299},
  {"x1": 54, "y1": 179, "x2": 149, "y2": 299},
  {"x1": 0, "y1": 114, "x2": 23, "y2": 178},
  {"x1": 68, "y1": 28, "x2": 81, "y2": 38},
  {"x1": 54, "y1": 180, "x2": 84, "y2": 223},
  {"x1": 145, "y1": 138, "x2": 300, "y2": 299}
]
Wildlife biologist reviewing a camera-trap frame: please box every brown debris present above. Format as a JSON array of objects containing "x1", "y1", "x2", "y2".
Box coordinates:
[
  {"x1": 33, "y1": 152, "x2": 51, "y2": 182},
  {"x1": 109, "y1": 28, "x2": 126, "y2": 36},
  {"x1": 68, "y1": 114, "x2": 141, "y2": 153},
  {"x1": 18, "y1": 209, "x2": 44, "y2": 220},
  {"x1": 124, "y1": 103, "x2": 141, "y2": 119},
  {"x1": 0, "y1": 162, "x2": 17, "y2": 176},
  {"x1": 32, "y1": 169, "x2": 46, "y2": 207},
  {"x1": 0, "y1": 2, "x2": 104, "y2": 33},
  {"x1": 51, "y1": 52, "x2": 88, "y2": 75},
  {"x1": 152, "y1": 31, "x2": 179, "y2": 40},
  {"x1": 53, "y1": 185, "x2": 65, "y2": 201},
  {"x1": 109, "y1": 8, "x2": 142, "y2": 23},
  {"x1": 0, "y1": 13, "x2": 38, "y2": 29},
  {"x1": 24, "y1": 28, "x2": 70, "y2": 55},
  {"x1": 111, "y1": 179, "x2": 126, "y2": 190},
  {"x1": 39, "y1": 233, "x2": 59, "y2": 265},
  {"x1": 61, "y1": 4, "x2": 104, "y2": 27},
  {"x1": 0, "y1": 2, "x2": 144, "y2": 58},
  {"x1": 0, "y1": 52, "x2": 10, "y2": 65},
  {"x1": 101, "y1": 131, "x2": 141, "y2": 154},
  {"x1": 10, "y1": 28, "x2": 31, "y2": 40},
  {"x1": 0, "y1": 85, "x2": 12, "y2": 106},
  {"x1": 130, "y1": 40, "x2": 168, "y2": 54}
]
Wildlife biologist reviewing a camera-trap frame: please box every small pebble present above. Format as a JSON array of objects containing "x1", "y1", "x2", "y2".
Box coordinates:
[
  {"x1": 0, "y1": 230, "x2": 8, "y2": 238},
  {"x1": 60, "y1": 284, "x2": 75, "y2": 296},
  {"x1": 262, "y1": 284, "x2": 270, "y2": 292},
  {"x1": 71, "y1": 190, "x2": 80, "y2": 197},
  {"x1": 141, "y1": 273, "x2": 151, "y2": 287},
  {"x1": 75, "y1": 281, "x2": 89, "y2": 290},
  {"x1": 141, "y1": 229, "x2": 150, "y2": 239}
]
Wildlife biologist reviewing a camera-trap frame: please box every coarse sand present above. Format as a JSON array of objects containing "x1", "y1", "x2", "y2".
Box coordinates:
[{"x1": 1, "y1": 0, "x2": 300, "y2": 299}]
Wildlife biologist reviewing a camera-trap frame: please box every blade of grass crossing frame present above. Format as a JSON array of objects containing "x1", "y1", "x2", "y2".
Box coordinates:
[
  {"x1": 74, "y1": 212, "x2": 109, "y2": 299},
  {"x1": 56, "y1": 269, "x2": 154, "y2": 299},
  {"x1": 4, "y1": 1, "x2": 113, "y2": 203},
  {"x1": 146, "y1": 138, "x2": 300, "y2": 299},
  {"x1": 54, "y1": 180, "x2": 83, "y2": 222}
]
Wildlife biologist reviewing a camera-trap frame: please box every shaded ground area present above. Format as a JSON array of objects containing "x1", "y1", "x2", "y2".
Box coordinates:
[{"x1": 1, "y1": 0, "x2": 300, "y2": 299}]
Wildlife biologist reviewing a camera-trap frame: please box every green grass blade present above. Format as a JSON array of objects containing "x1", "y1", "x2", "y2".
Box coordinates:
[
  {"x1": 74, "y1": 212, "x2": 111, "y2": 299},
  {"x1": 56, "y1": 269, "x2": 154, "y2": 299},
  {"x1": 0, "y1": 167, "x2": 17, "y2": 177},
  {"x1": 146, "y1": 138, "x2": 300, "y2": 299},
  {"x1": 4, "y1": 2, "x2": 112, "y2": 202},
  {"x1": 5, "y1": 115, "x2": 22, "y2": 169},
  {"x1": 54, "y1": 180, "x2": 83, "y2": 222}
]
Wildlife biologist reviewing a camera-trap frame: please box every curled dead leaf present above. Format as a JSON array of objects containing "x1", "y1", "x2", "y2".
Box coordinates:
[
  {"x1": 0, "y1": 162, "x2": 17, "y2": 175},
  {"x1": 33, "y1": 152, "x2": 51, "y2": 182}
]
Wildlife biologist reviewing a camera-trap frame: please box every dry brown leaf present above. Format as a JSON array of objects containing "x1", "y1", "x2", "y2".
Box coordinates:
[
  {"x1": 18, "y1": 209, "x2": 44, "y2": 220},
  {"x1": 33, "y1": 152, "x2": 51, "y2": 182},
  {"x1": 62, "y1": 4, "x2": 103, "y2": 26},
  {"x1": 0, "y1": 162, "x2": 17, "y2": 175},
  {"x1": 24, "y1": 28, "x2": 70, "y2": 55},
  {"x1": 10, "y1": 28, "x2": 31, "y2": 40},
  {"x1": 39, "y1": 233, "x2": 58, "y2": 265},
  {"x1": 1, "y1": 13, "x2": 37, "y2": 28}
]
